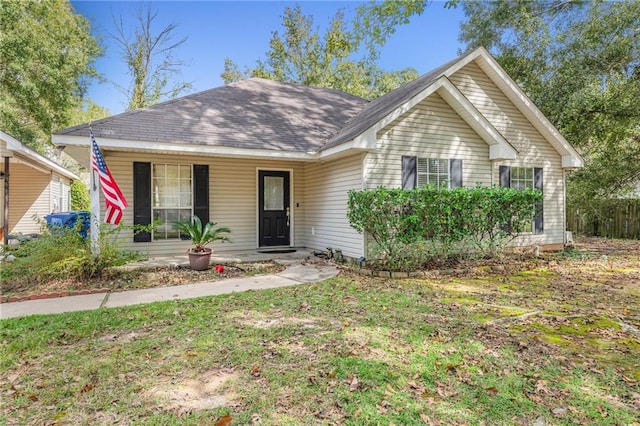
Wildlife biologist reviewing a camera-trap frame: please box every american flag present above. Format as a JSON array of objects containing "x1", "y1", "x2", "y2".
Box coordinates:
[{"x1": 91, "y1": 129, "x2": 128, "y2": 225}]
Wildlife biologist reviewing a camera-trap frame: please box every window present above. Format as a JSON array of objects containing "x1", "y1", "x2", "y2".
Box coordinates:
[
  {"x1": 510, "y1": 167, "x2": 535, "y2": 232},
  {"x1": 152, "y1": 164, "x2": 192, "y2": 240},
  {"x1": 417, "y1": 158, "x2": 449, "y2": 188},
  {"x1": 61, "y1": 181, "x2": 69, "y2": 211}
]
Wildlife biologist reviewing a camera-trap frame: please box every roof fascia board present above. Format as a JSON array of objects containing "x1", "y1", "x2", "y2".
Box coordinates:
[
  {"x1": 52, "y1": 134, "x2": 318, "y2": 162},
  {"x1": 317, "y1": 136, "x2": 374, "y2": 160},
  {"x1": 363, "y1": 77, "x2": 447, "y2": 141},
  {"x1": 331, "y1": 75, "x2": 517, "y2": 160},
  {"x1": 1, "y1": 131, "x2": 79, "y2": 180},
  {"x1": 470, "y1": 48, "x2": 584, "y2": 168},
  {"x1": 317, "y1": 80, "x2": 449, "y2": 159},
  {"x1": 436, "y1": 78, "x2": 518, "y2": 160}
]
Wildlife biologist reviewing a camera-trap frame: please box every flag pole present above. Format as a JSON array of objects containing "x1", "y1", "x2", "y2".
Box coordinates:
[{"x1": 89, "y1": 124, "x2": 100, "y2": 255}]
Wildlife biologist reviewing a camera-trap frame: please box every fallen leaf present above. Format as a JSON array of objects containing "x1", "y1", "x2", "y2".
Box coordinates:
[
  {"x1": 80, "y1": 383, "x2": 93, "y2": 393},
  {"x1": 597, "y1": 405, "x2": 607, "y2": 418},
  {"x1": 348, "y1": 376, "x2": 359, "y2": 392},
  {"x1": 343, "y1": 320, "x2": 350, "y2": 327},
  {"x1": 551, "y1": 407, "x2": 566, "y2": 416},
  {"x1": 215, "y1": 415, "x2": 233, "y2": 426},
  {"x1": 251, "y1": 366, "x2": 261, "y2": 377},
  {"x1": 354, "y1": 407, "x2": 362, "y2": 418},
  {"x1": 485, "y1": 387, "x2": 499, "y2": 395},
  {"x1": 526, "y1": 392, "x2": 542, "y2": 403},
  {"x1": 420, "y1": 412, "x2": 436, "y2": 425},
  {"x1": 28, "y1": 394, "x2": 38, "y2": 402}
]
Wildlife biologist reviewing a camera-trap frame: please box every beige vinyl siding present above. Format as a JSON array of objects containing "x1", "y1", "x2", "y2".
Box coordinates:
[
  {"x1": 6, "y1": 163, "x2": 51, "y2": 234},
  {"x1": 450, "y1": 62, "x2": 565, "y2": 246},
  {"x1": 51, "y1": 176, "x2": 60, "y2": 212},
  {"x1": 102, "y1": 152, "x2": 306, "y2": 257},
  {"x1": 365, "y1": 92, "x2": 492, "y2": 188},
  {"x1": 303, "y1": 153, "x2": 364, "y2": 258}
]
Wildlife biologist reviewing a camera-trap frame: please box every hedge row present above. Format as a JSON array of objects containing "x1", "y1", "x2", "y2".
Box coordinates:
[{"x1": 347, "y1": 186, "x2": 542, "y2": 270}]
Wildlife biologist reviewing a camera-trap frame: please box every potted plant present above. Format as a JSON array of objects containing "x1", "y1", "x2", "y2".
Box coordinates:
[{"x1": 173, "y1": 216, "x2": 231, "y2": 271}]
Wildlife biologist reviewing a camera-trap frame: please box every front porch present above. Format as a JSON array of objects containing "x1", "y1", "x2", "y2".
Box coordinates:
[{"x1": 121, "y1": 248, "x2": 318, "y2": 270}]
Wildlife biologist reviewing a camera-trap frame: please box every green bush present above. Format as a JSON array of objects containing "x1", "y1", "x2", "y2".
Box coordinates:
[
  {"x1": 70, "y1": 179, "x2": 90, "y2": 211},
  {"x1": 1, "y1": 220, "x2": 141, "y2": 291},
  {"x1": 347, "y1": 186, "x2": 542, "y2": 270}
]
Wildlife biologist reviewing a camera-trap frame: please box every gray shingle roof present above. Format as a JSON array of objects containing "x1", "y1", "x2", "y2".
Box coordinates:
[
  {"x1": 56, "y1": 51, "x2": 473, "y2": 154},
  {"x1": 322, "y1": 51, "x2": 472, "y2": 151},
  {"x1": 55, "y1": 78, "x2": 368, "y2": 153}
]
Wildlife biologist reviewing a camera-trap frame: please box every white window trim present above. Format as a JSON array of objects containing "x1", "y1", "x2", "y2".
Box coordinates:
[
  {"x1": 510, "y1": 166, "x2": 535, "y2": 233},
  {"x1": 417, "y1": 157, "x2": 450, "y2": 189},
  {"x1": 151, "y1": 163, "x2": 194, "y2": 241}
]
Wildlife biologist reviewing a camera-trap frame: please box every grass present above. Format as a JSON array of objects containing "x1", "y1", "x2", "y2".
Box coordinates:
[{"x1": 1, "y1": 237, "x2": 639, "y2": 425}]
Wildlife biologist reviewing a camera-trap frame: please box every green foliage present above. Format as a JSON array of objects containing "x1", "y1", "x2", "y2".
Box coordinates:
[
  {"x1": 0, "y1": 0, "x2": 101, "y2": 151},
  {"x1": 223, "y1": 5, "x2": 418, "y2": 99},
  {"x1": 347, "y1": 186, "x2": 541, "y2": 270},
  {"x1": 111, "y1": 4, "x2": 192, "y2": 110},
  {"x1": 458, "y1": 0, "x2": 640, "y2": 206},
  {"x1": 1, "y1": 222, "x2": 140, "y2": 289},
  {"x1": 70, "y1": 180, "x2": 90, "y2": 211},
  {"x1": 353, "y1": 0, "x2": 639, "y2": 220},
  {"x1": 173, "y1": 216, "x2": 231, "y2": 252},
  {"x1": 69, "y1": 98, "x2": 110, "y2": 127}
]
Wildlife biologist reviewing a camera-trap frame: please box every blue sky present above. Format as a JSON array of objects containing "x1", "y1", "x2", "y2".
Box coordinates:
[{"x1": 72, "y1": 1, "x2": 466, "y2": 115}]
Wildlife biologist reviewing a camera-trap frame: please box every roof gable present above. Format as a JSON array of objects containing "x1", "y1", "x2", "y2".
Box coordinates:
[
  {"x1": 321, "y1": 75, "x2": 518, "y2": 161},
  {"x1": 324, "y1": 47, "x2": 583, "y2": 168},
  {"x1": 466, "y1": 48, "x2": 583, "y2": 168}
]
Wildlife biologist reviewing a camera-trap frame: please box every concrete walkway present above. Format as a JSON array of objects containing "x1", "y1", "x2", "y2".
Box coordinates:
[{"x1": 0, "y1": 259, "x2": 339, "y2": 320}]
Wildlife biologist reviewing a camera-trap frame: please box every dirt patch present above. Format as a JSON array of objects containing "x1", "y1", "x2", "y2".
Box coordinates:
[
  {"x1": 99, "y1": 331, "x2": 144, "y2": 344},
  {"x1": 148, "y1": 369, "x2": 237, "y2": 414},
  {"x1": 234, "y1": 311, "x2": 327, "y2": 330}
]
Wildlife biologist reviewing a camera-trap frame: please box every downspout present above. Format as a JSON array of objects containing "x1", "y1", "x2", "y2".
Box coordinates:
[{"x1": 3, "y1": 156, "x2": 9, "y2": 246}]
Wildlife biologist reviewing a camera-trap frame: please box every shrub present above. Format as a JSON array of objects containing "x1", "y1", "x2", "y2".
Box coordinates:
[
  {"x1": 70, "y1": 179, "x2": 90, "y2": 211},
  {"x1": 1, "y1": 220, "x2": 141, "y2": 292},
  {"x1": 347, "y1": 186, "x2": 542, "y2": 270}
]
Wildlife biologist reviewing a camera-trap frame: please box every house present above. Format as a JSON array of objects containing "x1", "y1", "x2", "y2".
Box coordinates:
[
  {"x1": 0, "y1": 131, "x2": 79, "y2": 244},
  {"x1": 52, "y1": 47, "x2": 583, "y2": 259}
]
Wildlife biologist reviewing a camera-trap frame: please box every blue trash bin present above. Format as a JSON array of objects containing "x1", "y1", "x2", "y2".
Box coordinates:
[{"x1": 44, "y1": 211, "x2": 91, "y2": 237}]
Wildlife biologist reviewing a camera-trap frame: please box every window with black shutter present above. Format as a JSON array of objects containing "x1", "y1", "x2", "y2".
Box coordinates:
[{"x1": 499, "y1": 165, "x2": 543, "y2": 234}]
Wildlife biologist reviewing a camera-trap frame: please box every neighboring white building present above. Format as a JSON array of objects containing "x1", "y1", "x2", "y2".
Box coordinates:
[
  {"x1": 52, "y1": 48, "x2": 583, "y2": 258},
  {"x1": 1, "y1": 131, "x2": 79, "y2": 242}
]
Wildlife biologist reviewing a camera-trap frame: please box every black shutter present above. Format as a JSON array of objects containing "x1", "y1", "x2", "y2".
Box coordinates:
[
  {"x1": 498, "y1": 165, "x2": 512, "y2": 232},
  {"x1": 534, "y1": 167, "x2": 544, "y2": 234},
  {"x1": 449, "y1": 159, "x2": 463, "y2": 188},
  {"x1": 133, "y1": 162, "x2": 151, "y2": 242},
  {"x1": 499, "y1": 165, "x2": 511, "y2": 187},
  {"x1": 401, "y1": 156, "x2": 417, "y2": 189},
  {"x1": 193, "y1": 164, "x2": 209, "y2": 224}
]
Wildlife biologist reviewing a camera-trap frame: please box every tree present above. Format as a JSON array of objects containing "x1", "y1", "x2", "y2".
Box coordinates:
[
  {"x1": 220, "y1": 57, "x2": 252, "y2": 84},
  {"x1": 223, "y1": 5, "x2": 418, "y2": 100},
  {"x1": 111, "y1": 5, "x2": 192, "y2": 110},
  {"x1": 353, "y1": 0, "x2": 639, "y2": 208},
  {"x1": 0, "y1": 0, "x2": 101, "y2": 151},
  {"x1": 69, "y1": 99, "x2": 111, "y2": 127},
  {"x1": 458, "y1": 0, "x2": 640, "y2": 206}
]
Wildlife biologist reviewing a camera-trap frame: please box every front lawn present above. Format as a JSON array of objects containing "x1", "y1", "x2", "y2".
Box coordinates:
[{"x1": 1, "y1": 238, "x2": 639, "y2": 425}]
